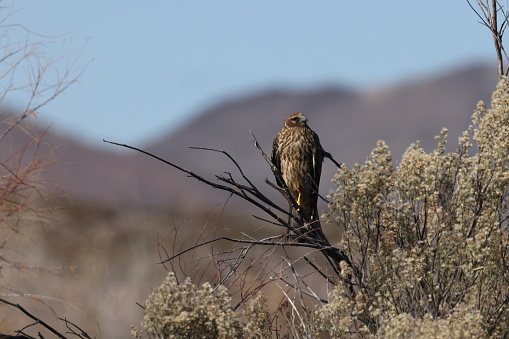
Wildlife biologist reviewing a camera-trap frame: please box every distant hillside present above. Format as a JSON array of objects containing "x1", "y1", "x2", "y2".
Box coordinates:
[{"x1": 1, "y1": 63, "x2": 498, "y2": 209}]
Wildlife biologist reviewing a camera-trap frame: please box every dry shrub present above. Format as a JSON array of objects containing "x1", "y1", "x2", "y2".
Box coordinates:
[
  {"x1": 318, "y1": 77, "x2": 509, "y2": 337},
  {"x1": 242, "y1": 293, "x2": 272, "y2": 338},
  {"x1": 377, "y1": 305, "x2": 485, "y2": 339},
  {"x1": 134, "y1": 271, "x2": 272, "y2": 339},
  {"x1": 135, "y1": 271, "x2": 241, "y2": 338},
  {"x1": 133, "y1": 271, "x2": 275, "y2": 339}
]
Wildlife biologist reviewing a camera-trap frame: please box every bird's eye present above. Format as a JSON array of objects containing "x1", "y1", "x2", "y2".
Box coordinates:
[{"x1": 292, "y1": 117, "x2": 299, "y2": 121}]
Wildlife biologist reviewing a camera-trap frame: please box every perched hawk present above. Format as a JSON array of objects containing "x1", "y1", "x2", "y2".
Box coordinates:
[
  {"x1": 271, "y1": 113, "x2": 350, "y2": 269},
  {"x1": 271, "y1": 112, "x2": 325, "y2": 225}
]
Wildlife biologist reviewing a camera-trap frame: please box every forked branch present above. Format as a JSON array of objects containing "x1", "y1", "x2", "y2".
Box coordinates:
[
  {"x1": 468, "y1": 0, "x2": 509, "y2": 76},
  {"x1": 103, "y1": 138, "x2": 352, "y2": 276},
  {"x1": 0, "y1": 298, "x2": 92, "y2": 338}
]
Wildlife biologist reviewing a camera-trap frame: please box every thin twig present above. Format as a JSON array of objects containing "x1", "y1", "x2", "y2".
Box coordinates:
[{"x1": 159, "y1": 235, "x2": 330, "y2": 264}]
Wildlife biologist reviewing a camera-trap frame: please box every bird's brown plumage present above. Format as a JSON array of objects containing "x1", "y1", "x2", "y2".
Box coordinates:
[
  {"x1": 271, "y1": 112, "x2": 324, "y2": 222},
  {"x1": 271, "y1": 113, "x2": 351, "y2": 272}
]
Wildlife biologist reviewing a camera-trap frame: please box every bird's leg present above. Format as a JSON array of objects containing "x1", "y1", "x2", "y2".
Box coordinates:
[
  {"x1": 296, "y1": 192, "x2": 301, "y2": 211},
  {"x1": 285, "y1": 201, "x2": 293, "y2": 237}
]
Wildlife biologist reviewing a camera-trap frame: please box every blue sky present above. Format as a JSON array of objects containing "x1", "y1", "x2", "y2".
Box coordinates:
[{"x1": 4, "y1": 1, "x2": 494, "y2": 149}]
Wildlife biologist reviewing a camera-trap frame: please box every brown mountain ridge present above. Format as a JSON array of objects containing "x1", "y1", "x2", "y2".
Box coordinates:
[{"x1": 1, "y1": 62, "x2": 498, "y2": 210}]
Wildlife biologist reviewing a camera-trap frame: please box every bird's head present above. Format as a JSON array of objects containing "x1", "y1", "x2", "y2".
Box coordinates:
[{"x1": 284, "y1": 112, "x2": 308, "y2": 129}]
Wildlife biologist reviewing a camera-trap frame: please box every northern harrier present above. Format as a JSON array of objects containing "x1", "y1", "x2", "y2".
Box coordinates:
[
  {"x1": 271, "y1": 112, "x2": 350, "y2": 270},
  {"x1": 271, "y1": 112, "x2": 325, "y2": 227}
]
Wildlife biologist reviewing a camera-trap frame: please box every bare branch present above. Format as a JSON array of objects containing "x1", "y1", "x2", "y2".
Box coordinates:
[
  {"x1": 58, "y1": 318, "x2": 93, "y2": 339},
  {"x1": 103, "y1": 139, "x2": 298, "y2": 232},
  {"x1": 468, "y1": 0, "x2": 509, "y2": 76},
  {"x1": 0, "y1": 298, "x2": 67, "y2": 339}
]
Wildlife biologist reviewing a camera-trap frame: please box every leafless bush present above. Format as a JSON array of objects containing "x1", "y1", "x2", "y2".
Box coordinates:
[{"x1": 0, "y1": 3, "x2": 90, "y2": 338}]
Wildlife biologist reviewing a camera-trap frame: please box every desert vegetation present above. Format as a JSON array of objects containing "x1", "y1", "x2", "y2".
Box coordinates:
[
  {"x1": 3, "y1": 1, "x2": 509, "y2": 338},
  {"x1": 125, "y1": 75, "x2": 509, "y2": 338}
]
